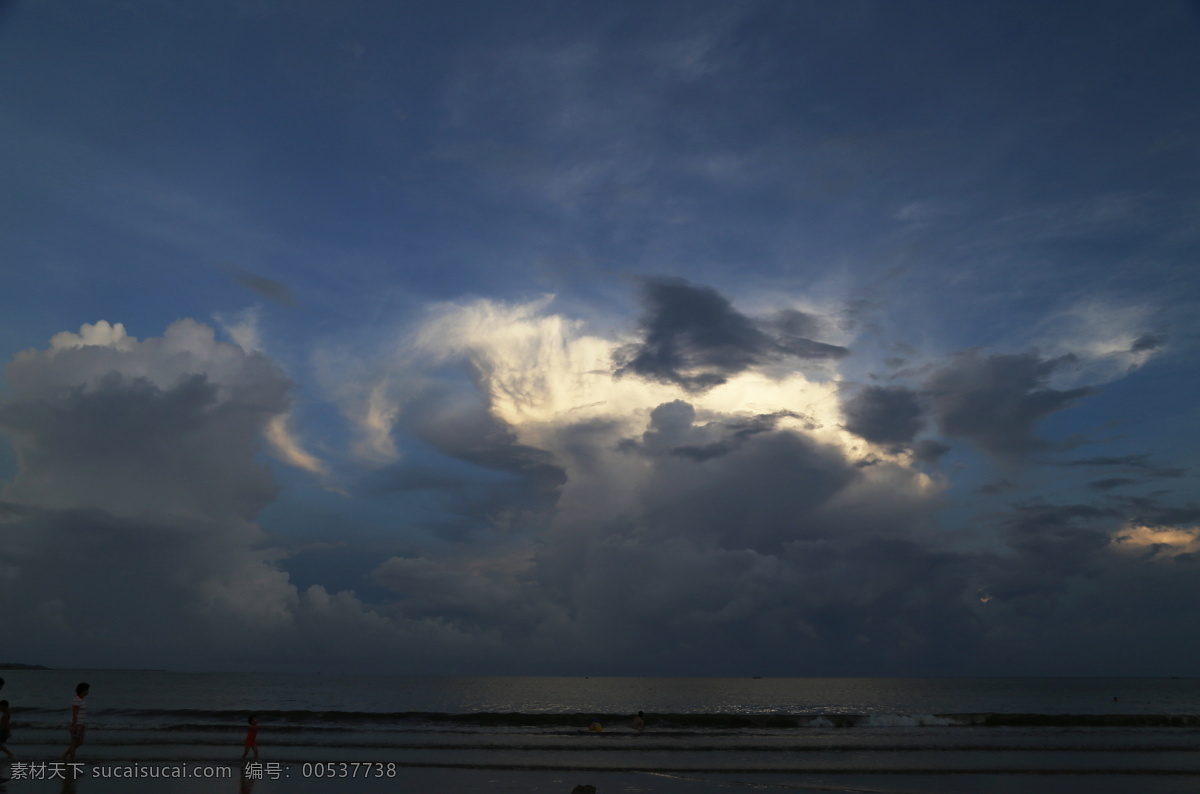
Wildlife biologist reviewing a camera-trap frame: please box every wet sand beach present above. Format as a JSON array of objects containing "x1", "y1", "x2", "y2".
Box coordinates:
[{"x1": 5, "y1": 764, "x2": 1200, "y2": 794}]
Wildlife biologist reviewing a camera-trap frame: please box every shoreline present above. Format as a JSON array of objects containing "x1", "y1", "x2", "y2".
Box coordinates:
[{"x1": 4, "y1": 764, "x2": 1200, "y2": 794}]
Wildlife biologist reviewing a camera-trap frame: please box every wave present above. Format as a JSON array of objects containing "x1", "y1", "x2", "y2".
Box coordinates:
[
  {"x1": 17, "y1": 708, "x2": 1200, "y2": 730},
  {"x1": 45, "y1": 738, "x2": 1200, "y2": 753}
]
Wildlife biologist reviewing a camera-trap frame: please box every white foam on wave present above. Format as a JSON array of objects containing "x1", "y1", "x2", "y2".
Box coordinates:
[{"x1": 864, "y1": 713, "x2": 957, "y2": 727}]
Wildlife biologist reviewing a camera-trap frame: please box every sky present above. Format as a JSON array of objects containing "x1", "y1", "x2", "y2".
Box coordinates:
[{"x1": 1, "y1": 0, "x2": 1199, "y2": 676}]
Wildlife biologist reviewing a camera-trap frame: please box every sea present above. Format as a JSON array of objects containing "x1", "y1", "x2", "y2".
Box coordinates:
[{"x1": 3, "y1": 671, "x2": 1200, "y2": 789}]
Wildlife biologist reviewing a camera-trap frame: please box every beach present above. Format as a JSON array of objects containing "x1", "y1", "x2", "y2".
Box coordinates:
[
  {"x1": 6, "y1": 765, "x2": 1200, "y2": 794},
  {"x1": 3, "y1": 672, "x2": 1200, "y2": 792}
]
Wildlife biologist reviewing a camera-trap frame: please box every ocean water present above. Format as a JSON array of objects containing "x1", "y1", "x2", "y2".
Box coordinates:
[{"x1": 3, "y1": 670, "x2": 1200, "y2": 777}]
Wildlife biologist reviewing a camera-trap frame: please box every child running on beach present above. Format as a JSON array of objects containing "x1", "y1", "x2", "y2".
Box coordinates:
[
  {"x1": 0, "y1": 700, "x2": 13, "y2": 759},
  {"x1": 241, "y1": 714, "x2": 259, "y2": 761}
]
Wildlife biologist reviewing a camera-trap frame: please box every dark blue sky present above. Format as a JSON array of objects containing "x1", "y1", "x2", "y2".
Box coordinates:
[{"x1": 0, "y1": 0, "x2": 1198, "y2": 675}]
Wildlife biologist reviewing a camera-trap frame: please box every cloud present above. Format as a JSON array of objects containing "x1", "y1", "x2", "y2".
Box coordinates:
[
  {"x1": 614, "y1": 277, "x2": 849, "y2": 393},
  {"x1": 1068, "y1": 454, "x2": 1155, "y2": 468},
  {"x1": 0, "y1": 320, "x2": 389, "y2": 669},
  {"x1": 264, "y1": 414, "x2": 334, "y2": 484},
  {"x1": 1, "y1": 321, "x2": 291, "y2": 520},
  {"x1": 1029, "y1": 299, "x2": 1169, "y2": 386},
  {"x1": 912, "y1": 439, "x2": 951, "y2": 463},
  {"x1": 364, "y1": 290, "x2": 1200, "y2": 673},
  {"x1": 48, "y1": 320, "x2": 136, "y2": 352},
  {"x1": 624, "y1": 413, "x2": 890, "y2": 553},
  {"x1": 0, "y1": 500, "x2": 292, "y2": 657},
  {"x1": 1064, "y1": 454, "x2": 1188, "y2": 479},
  {"x1": 6, "y1": 293, "x2": 1189, "y2": 675},
  {"x1": 230, "y1": 268, "x2": 298, "y2": 308},
  {"x1": 209, "y1": 309, "x2": 334, "y2": 484},
  {"x1": 371, "y1": 553, "x2": 559, "y2": 642},
  {"x1": 1112, "y1": 524, "x2": 1200, "y2": 560},
  {"x1": 214, "y1": 306, "x2": 264, "y2": 353},
  {"x1": 1130, "y1": 333, "x2": 1167, "y2": 353},
  {"x1": 326, "y1": 291, "x2": 979, "y2": 672},
  {"x1": 368, "y1": 386, "x2": 567, "y2": 544},
  {"x1": 841, "y1": 385, "x2": 924, "y2": 445},
  {"x1": 923, "y1": 351, "x2": 1097, "y2": 460},
  {"x1": 839, "y1": 348, "x2": 1111, "y2": 462}
]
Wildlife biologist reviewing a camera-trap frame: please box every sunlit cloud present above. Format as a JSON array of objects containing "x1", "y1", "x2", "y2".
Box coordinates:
[
  {"x1": 1112, "y1": 524, "x2": 1200, "y2": 560},
  {"x1": 409, "y1": 295, "x2": 864, "y2": 459},
  {"x1": 264, "y1": 414, "x2": 337, "y2": 486},
  {"x1": 48, "y1": 319, "x2": 136, "y2": 353}
]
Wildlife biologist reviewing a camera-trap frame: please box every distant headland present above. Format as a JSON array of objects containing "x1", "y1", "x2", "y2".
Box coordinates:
[{"x1": 0, "y1": 664, "x2": 168, "y2": 672}]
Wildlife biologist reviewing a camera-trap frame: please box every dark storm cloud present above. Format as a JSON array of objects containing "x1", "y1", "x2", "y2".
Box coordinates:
[
  {"x1": 372, "y1": 555, "x2": 554, "y2": 640},
  {"x1": 842, "y1": 385, "x2": 924, "y2": 445},
  {"x1": 913, "y1": 439, "x2": 951, "y2": 462},
  {"x1": 1126, "y1": 503, "x2": 1200, "y2": 529},
  {"x1": 548, "y1": 533, "x2": 993, "y2": 676},
  {"x1": 0, "y1": 323, "x2": 334, "y2": 667},
  {"x1": 670, "y1": 409, "x2": 810, "y2": 462},
  {"x1": 612, "y1": 401, "x2": 890, "y2": 553},
  {"x1": 511, "y1": 436, "x2": 972, "y2": 673},
  {"x1": 768, "y1": 309, "x2": 853, "y2": 360},
  {"x1": 951, "y1": 495, "x2": 1200, "y2": 674},
  {"x1": 768, "y1": 308, "x2": 824, "y2": 339},
  {"x1": 400, "y1": 381, "x2": 566, "y2": 497},
  {"x1": 484, "y1": 384, "x2": 1195, "y2": 673},
  {"x1": 1, "y1": 340, "x2": 291, "y2": 521},
  {"x1": 0, "y1": 372, "x2": 276, "y2": 520},
  {"x1": 455, "y1": 437, "x2": 566, "y2": 497},
  {"x1": 0, "y1": 322, "x2": 499, "y2": 673},
  {"x1": 924, "y1": 352, "x2": 1097, "y2": 459},
  {"x1": 613, "y1": 278, "x2": 765, "y2": 392},
  {"x1": 955, "y1": 503, "x2": 1120, "y2": 625},
  {"x1": 625, "y1": 400, "x2": 812, "y2": 463},
  {"x1": 1000, "y1": 503, "x2": 1120, "y2": 562},
  {"x1": 0, "y1": 501, "x2": 231, "y2": 660},
  {"x1": 614, "y1": 277, "x2": 848, "y2": 392},
  {"x1": 369, "y1": 381, "x2": 567, "y2": 541},
  {"x1": 361, "y1": 370, "x2": 967, "y2": 672}
]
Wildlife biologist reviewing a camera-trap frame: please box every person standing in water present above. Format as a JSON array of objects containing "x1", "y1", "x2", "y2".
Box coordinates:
[{"x1": 60, "y1": 683, "x2": 89, "y2": 762}]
